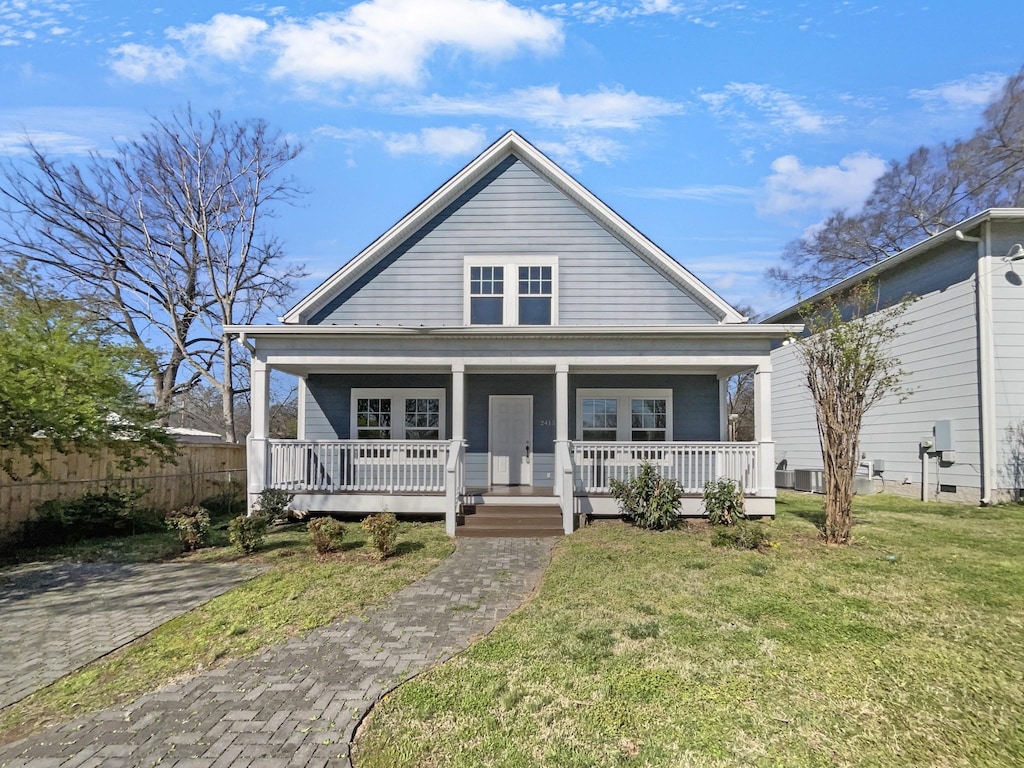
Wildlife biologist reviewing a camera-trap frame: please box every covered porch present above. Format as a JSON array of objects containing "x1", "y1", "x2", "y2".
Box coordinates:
[{"x1": 232, "y1": 325, "x2": 792, "y2": 536}]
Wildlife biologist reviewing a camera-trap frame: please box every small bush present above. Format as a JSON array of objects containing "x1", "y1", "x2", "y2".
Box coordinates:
[
  {"x1": 228, "y1": 514, "x2": 269, "y2": 554},
  {"x1": 711, "y1": 521, "x2": 769, "y2": 551},
  {"x1": 362, "y1": 512, "x2": 398, "y2": 559},
  {"x1": 256, "y1": 488, "x2": 294, "y2": 519},
  {"x1": 166, "y1": 505, "x2": 211, "y2": 551},
  {"x1": 308, "y1": 517, "x2": 345, "y2": 555},
  {"x1": 703, "y1": 477, "x2": 747, "y2": 526},
  {"x1": 200, "y1": 483, "x2": 246, "y2": 518},
  {"x1": 609, "y1": 461, "x2": 681, "y2": 530},
  {"x1": 21, "y1": 488, "x2": 154, "y2": 546}
]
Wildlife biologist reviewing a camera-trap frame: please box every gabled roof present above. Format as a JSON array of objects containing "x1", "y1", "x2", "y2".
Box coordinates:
[
  {"x1": 283, "y1": 130, "x2": 746, "y2": 324},
  {"x1": 763, "y1": 208, "x2": 1024, "y2": 324}
]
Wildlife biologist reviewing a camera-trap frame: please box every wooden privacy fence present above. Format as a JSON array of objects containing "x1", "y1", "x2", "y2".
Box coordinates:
[{"x1": 0, "y1": 440, "x2": 247, "y2": 530}]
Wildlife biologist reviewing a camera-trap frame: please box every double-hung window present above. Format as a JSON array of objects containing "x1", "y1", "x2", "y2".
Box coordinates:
[
  {"x1": 465, "y1": 258, "x2": 557, "y2": 326},
  {"x1": 577, "y1": 390, "x2": 672, "y2": 442},
  {"x1": 352, "y1": 389, "x2": 445, "y2": 440}
]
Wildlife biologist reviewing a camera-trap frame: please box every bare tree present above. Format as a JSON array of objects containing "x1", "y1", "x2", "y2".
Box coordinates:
[
  {"x1": 796, "y1": 283, "x2": 912, "y2": 544},
  {"x1": 769, "y1": 65, "x2": 1024, "y2": 294},
  {"x1": 0, "y1": 106, "x2": 306, "y2": 442}
]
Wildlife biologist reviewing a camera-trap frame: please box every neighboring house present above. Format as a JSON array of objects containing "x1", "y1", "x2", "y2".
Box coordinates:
[
  {"x1": 766, "y1": 209, "x2": 1024, "y2": 505},
  {"x1": 227, "y1": 131, "x2": 800, "y2": 536}
]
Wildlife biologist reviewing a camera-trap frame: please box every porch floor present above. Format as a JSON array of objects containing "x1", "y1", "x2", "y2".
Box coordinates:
[{"x1": 465, "y1": 485, "x2": 556, "y2": 497}]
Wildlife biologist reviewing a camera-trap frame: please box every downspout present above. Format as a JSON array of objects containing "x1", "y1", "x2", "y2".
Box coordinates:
[{"x1": 956, "y1": 226, "x2": 997, "y2": 505}]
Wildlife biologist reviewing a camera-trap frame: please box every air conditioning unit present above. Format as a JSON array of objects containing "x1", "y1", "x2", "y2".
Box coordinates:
[
  {"x1": 793, "y1": 469, "x2": 824, "y2": 494},
  {"x1": 775, "y1": 470, "x2": 795, "y2": 488}
]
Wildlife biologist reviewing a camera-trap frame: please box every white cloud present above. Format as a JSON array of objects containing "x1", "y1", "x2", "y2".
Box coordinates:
[
  {"x1": 405, "y1": 85, "x2": 682, "y2": 130},
  {"x1": 910, "y1": 72, "x2": 1007, "y2": 112},
  {"x1": 702, "y1": 82, "x2": 837, "y2": 136},
  {"x1": 536, "y1": 133, "x2": 624, "y2": 169},
  {"x1": 383, "y1": 126, "x2": 488, "y2": 158},
  {"x1": 759, "y1": 152, "x2": 886, "y2": 216},
  {"x1": 0, "y1": 130, "x2": 96, "y2": 156},
  {"x1": 166, "y1": 13, "x2": 268, "y2": 61},
  {"x1": 268, "y1": 0, "x2": 562, "y2": 86},
  {"x1": 621, "y1": 184, "x2": 753, "y2": 202},
  {"x1": 108, "y1": 43, "x2": 187, "y2": 83},
  {"x1": 316, "y1": 124, "x2": 488, "y2": 160}
]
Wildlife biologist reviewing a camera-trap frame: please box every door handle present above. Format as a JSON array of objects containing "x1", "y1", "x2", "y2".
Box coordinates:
[{"x1": 525, "y1": 444, "x2": 531, "y2": 461}]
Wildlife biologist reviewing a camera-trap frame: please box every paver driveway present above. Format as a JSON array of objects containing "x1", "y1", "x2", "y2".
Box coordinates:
[
  {"x1": 0, "y1": 561, "x2": 265, "y2": 709},
  {"x1": 0, "y1": 537, "x2": 555, "y2": 768}
]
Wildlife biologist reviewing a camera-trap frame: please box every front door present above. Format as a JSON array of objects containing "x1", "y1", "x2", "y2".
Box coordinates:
[{"x1": 489, "y1": 395, "x2": 533, "y2": 486}]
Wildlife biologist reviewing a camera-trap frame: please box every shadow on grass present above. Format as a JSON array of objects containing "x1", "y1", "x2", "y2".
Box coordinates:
[
  {"x1": 393, "y1": 541, "x2": 425, "y2": 556},
  {"x1": 778, "y1": 494, "x2": 826, "y2": 531}
]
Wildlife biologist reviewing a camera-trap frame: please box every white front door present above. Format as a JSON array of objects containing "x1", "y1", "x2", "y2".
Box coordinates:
[{"x1": 489, "y1": 395, "x2": 533, "y2": 486}]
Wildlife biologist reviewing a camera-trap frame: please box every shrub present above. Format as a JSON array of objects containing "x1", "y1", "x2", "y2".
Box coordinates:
[
  {"x1": 308, "y1": 517, "x2": 345, "y2": 555},
  {"x1": 256, "y1": 488, "x2": 294, "y2": 520},
  {"x1": 23, "y1": 488, "x2": 154, "y2": 546},
  {"x1": 362, "y1": 512, "x2": 398, "y2": 559},
  {"x1": 228, "y1": 514, "x2": 269, "y2": 554},
  {"x1": 166, "y1": 505, "x2": 211, "y2": 551},
  {"x1": 200, "y1": 482, "x2": 246, "y2": 519},
  {"x1": 711, "y1": 521, "x2": 769, "y2": 551},
  {"x1": 609, "y1": 461, "x2": 682, "y2": 530},
  {"x1": 703, "y1": 477, "x2": 747, "y2": 526}
]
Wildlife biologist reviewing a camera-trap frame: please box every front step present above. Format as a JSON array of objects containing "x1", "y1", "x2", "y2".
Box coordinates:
[{"x1": 457, "y1": 504, "x2": 564, "y2": 538}]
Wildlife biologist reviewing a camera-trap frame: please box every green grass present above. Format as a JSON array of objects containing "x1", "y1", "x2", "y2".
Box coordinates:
[
  {"x1": 356, "y1": 493, "x2": 1024, "y2": 767},
  {"x1": 0, "y1": 519, "x2": 454, "y2": 744}
]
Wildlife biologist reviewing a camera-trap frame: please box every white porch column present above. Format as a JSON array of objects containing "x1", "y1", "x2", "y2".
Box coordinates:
[
  {"x1": 555, "y1": 364, "x2": 569, "y2": 443},
  {"x1": 719, "y1": 376, "x2": 730, "y2": 441},
  {"x1": 247, "y1": 355, "x2": 271, "y2": 515},
  {"x1": 451, "y1": 363, "x2": 465, "y2": 442},
  {"x1": 446, "y1": 363, "x2": 466, "y2": 536},
  {"x1": 753, "y1": 361, "x2": 776, "y2": 499},
  {"x1": 554, "y1": 364, "x2": 574, "y2": 533}
]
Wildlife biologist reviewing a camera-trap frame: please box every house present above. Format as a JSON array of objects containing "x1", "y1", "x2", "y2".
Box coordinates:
[
  {"x1": 227, "y1": 131, "x2": 801, "y2": 536},
  {"x1": 766, "y1": 209, "x2": 1024, "y2": 505}
]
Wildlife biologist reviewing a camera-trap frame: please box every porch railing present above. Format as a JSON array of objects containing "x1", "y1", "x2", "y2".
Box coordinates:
[
  {"x1": 268, "y1": 440, "x2": 449, "y2": 493},
  {"x1": 570, "y1": 441, "x2": 760, "y2": 495}
]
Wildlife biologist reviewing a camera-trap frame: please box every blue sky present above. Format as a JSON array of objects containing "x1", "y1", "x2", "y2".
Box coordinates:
[{"x1": 1, "y1": 0, "x2": 1021, "y2": 318}]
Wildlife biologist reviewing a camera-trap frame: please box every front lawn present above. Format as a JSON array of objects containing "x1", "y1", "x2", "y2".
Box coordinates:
[
  {"x1": 356, "y1": 493, "x2": 1024, "y2": 767},
  {"x1": 0, "y1": 519, "x2": 454, "y2": 744}
]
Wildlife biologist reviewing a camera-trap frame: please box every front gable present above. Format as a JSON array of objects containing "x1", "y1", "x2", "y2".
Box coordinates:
[{"x1": 290, "y1": 132, "x2": 742, "y2": 327}]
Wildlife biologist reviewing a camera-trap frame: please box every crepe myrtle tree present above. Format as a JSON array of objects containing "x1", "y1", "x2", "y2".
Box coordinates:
[{"x1": 796, "y1": 282, "x2": 912, "y2": 544}]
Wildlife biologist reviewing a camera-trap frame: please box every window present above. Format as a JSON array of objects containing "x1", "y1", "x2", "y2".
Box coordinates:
[
  {"x1": 518, "y1": 266, "x2": 552, "y2": 325},
  {"x1": 404, "y1": 398, "x2": 440, "y2": 440},
  {"x1": 465, "y1": 258, "x2": 557, "y2": 325},
  {"x1": 351, "y1": 389, "x2": 445, "y2": 440},
  {"x1": 469, "y1": 266, "x2": 504, "y2": 325},
  {"x1": 581, "y1": 398, "x2": 618, "y2": 441},
  {"x1": 630, "y1": 398, "x2": 667, "y2": 441},
  {"x1": 356, "y1": 398, "x2": 391, "y2": 439},
  {"x1": 576, "y1": 389, "x2": 672, "y2": 442}
]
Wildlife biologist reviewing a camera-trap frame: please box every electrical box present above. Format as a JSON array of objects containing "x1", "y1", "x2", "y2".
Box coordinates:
[
  {"x1": 934, "y1": 420, "x2": 955, "y2": 452},
  {"x1": 872, "y1": 459, "x2": 885, "y2": 473}
]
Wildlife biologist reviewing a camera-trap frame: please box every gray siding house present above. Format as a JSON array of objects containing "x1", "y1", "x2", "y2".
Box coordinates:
[
  {"x1": 229, "y1": 132, "x2": 800, "y2": 535},
  {"x1": 767, "y1": 209, "x2": 1024, "y2": 505}
]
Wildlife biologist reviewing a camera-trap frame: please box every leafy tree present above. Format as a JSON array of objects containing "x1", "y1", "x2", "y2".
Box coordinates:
[
  {"x1": 770, "y1": 66, "x2": 1024, "y2": 294},
  {"x1": 795, "y1": 282, "x2": 912, "y2": 544},
  {"x1": 0, "y1": 262, "x2": 175, "y2": 479},
  {"x1": 0, "y1": 106, "x2": 306, "y2": 442}
]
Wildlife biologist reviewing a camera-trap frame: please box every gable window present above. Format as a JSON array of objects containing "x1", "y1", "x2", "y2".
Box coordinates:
[
  {"x1": 465, "y1": 258, "x2": 557, "y2": 326},
  {"x1": 469, "y1": 266, "x2": 504, "y2": 325},
  {"x1": 352, "y1": 389, "x2": 445, "y2": 440},
  {"x1": 577, "y1": 389, "x2": 672, "y2": 442}
]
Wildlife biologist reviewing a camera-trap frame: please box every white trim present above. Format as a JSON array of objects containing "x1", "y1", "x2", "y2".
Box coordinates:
[
  {"x1": 488, "y1": 394, "x2": 534, "y2": 486},
  {"x1": 228, "y1": 323, "x2": 801, "y2": 339},
  {"x1": 576, "y1": 388, "x2": 673, "y2": 442},
  {"x1": 296, "y1": 377, "x2": 307, "y2": 440},
  {"x1": 978, "y1": 221, "x2": 998, "y2": 503},
  {"x1": 282, "y1": 131, "x2": 744, "y2": 324},
  {"x1": 349, "y1": 388, "x2": 446, "y2": 440}
]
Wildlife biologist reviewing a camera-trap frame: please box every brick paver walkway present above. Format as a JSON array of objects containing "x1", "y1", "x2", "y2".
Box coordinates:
[
  {"x1": 0, "y1": 561, "x2": 265, "y2": 709},
  {"x1": 0, "y1": 538, "x2": 555, "y2": 768}
]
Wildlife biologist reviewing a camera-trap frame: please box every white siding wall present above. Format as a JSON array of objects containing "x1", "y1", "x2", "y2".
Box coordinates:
[
  {"x1": 989, "y1": 221, "x2": 1024, "y2": 496},
  {"x1": 310, "y1": 156, "x2": 719, "y2": 326},
  {"x1": 771, "y1": 239, "x2": 984, "y2": 501}
]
